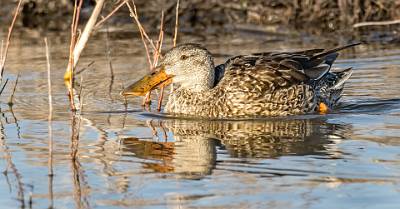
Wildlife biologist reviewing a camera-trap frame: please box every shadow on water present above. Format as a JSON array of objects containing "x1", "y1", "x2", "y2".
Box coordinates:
[{"x1": 339, "y1": 98, "x2": 400, "y2": 114}]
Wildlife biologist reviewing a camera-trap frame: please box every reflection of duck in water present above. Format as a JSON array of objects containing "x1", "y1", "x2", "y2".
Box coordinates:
[
  {"x1": 122, "y1": 43, "x2": 359, "y2": 118},
  {"x1": 119, "y1": 118, "x2": 349, "y2": 178},
  {"x1": 120, "y1": 136, "x2": 217, "y2": 179}
]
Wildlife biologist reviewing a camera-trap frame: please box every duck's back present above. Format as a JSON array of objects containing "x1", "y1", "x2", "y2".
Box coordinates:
[{"x1": 210, "y1": 44, "x2": 357, "y2": 117}]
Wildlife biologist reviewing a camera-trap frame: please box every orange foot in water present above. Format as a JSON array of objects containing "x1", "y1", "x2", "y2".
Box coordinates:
[{"x1": 319, "y1": 102, "x2": 329, "y2": 114}]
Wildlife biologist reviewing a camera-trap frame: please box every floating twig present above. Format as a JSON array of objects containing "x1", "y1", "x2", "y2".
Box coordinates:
[{"x1": 353, "y1": 19, "x2": 400, "y2": 28}]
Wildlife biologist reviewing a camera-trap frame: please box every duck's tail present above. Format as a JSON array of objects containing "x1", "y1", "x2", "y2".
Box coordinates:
[
  {"x1": 315, "y1": 67, "x2": 353, "y2": 109},
  {"x1": 311, "y1": 42, "x2": 360, "y2": 109}
]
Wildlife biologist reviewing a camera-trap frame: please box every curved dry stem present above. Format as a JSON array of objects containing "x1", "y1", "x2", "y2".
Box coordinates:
[{"x1": 0, "y1": 0, "x2": 23, "y2": 81}]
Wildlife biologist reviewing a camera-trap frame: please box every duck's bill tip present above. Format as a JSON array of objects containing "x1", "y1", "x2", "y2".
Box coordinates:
[{"x1": 120, "y1": 66, "x2": 172, "y2": 97}]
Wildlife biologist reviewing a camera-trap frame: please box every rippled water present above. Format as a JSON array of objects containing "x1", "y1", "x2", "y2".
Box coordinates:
[{"x1": 1, "y1": 28, "x2": 400, "y2": 209}]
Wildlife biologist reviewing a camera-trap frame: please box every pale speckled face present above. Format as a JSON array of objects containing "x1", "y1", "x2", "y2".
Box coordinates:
[{"x1": 160, "y1": 44, "x2": 215, "y2": 91}]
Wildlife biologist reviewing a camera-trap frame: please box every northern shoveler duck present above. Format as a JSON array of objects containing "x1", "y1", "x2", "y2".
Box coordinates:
[{"x1": 121, "y1": 43, "x2": 359, "y2": 118}]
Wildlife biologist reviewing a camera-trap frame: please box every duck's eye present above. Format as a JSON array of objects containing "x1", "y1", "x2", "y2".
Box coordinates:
[{"x1": 180, "y1": 55, "x2": 188, "y2": 60}]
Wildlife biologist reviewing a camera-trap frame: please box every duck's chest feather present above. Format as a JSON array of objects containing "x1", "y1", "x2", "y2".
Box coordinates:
[{"x1": 165, "y1": 82, "x2": 317, "y2": 118}]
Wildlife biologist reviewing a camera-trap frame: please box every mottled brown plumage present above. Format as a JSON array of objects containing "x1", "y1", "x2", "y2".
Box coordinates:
[
  {"x1": 122, "y1": 43, "x2": 359, "y2": 118},
  {"x1": 164, "y1": 43, "x2": 357, "y2": 118}
]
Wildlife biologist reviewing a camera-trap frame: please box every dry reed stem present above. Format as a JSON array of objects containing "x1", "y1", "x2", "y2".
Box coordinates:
[
  {"x1": 0, "y1": 40, "x2": 3, "y2": 62},
  {"x1": 65, "y1": 0, "x2": 83, "y2": 111},
  {"x1": 0, "y1": 0, "x2": 23, "y2": 81},
  {"x1": 65, "y1": 0, "x2": 105, "y2": 111},
  {"x1": 44, "y1": 37, "x2": 53, "y2": 177},
  {"x1": 7, "y1": 73, "x2": 19, "y2": 106},
  {"x1": 126, "y1": 1, "x2": 160, "y2": 57},
  {"x1": 154, "y1": 11, "x2": 165, "y2": 66},
  {"x1": 71, "y1": 0, "x2": 105, "y2": 69},
  {"x1": 46, "y1": 38, "x2": 53, "y2": 114},
  {"x1": 125, "y1": 1, "x2": 153, "y2": 69},
  {"x1": 45, "y1": 37, "x2": 55, "y2": 208},
  {"x1": 0, "y1": 79, "x2": 9, "y2": 95},
  {"x1": 142, "y1": 92, "x2": 151, "y2": 106},
  {"x1": 104, "y1": 25, "x2": 115, "y2": 101},
  {"x1": 156, "y1": 11, "x2": 165, "y2": 111},
  {"x1": 79, "y1": 76, "x2": 84, "y2": 112},
  {"x1": 126, "y1": 1, "x2": 159, "y2": 106},
  {"x1": 158, "y1": 0, "x2": 180, "y2": 110},
  {"x1": 353, "y1": 19, "x2": 400, "y2": 28},
  {"x1": 125, "y1": 1, "x2": 178, "y2": 110},
  {"x1": 173, "y1": 0, "x2": 180, "y2": 47},
  {"x1": 157, "y1": 88, "x2": 164, "y2": 111},
  {"x1": 94, "y1": 0, "x2": 127, "y2": 30},
  {"x1": 138, "y1": 25, "x2": 153, "y2": 70}
]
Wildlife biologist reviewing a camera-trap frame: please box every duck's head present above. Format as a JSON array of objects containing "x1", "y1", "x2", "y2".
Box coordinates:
[{"x1": 121, "y1": 44, "x2": 215, "y2": 97}]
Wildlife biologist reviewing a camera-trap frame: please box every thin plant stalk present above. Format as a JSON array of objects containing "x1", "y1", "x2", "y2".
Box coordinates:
[
  {"x1": 125, "y1": 2, "x2": 152, "y2": 69},
  {"x1": 0, "y1": 0, "x2": 23, "y2": 81},
  {"x1": 158, "y1": 0, "x2": 180, "y2": 110},
  {"x1": 94, "y1": 0, "x2": 127, "y2": 30},
  {"x1": 7, "y1": 73, "x2": 19, "y2": 106},
  {"x1": 125, "y1": 1, "x2": 158, "y2": 106},
  {"x1": 0, "y1": 79, "x2": 9, "y2": 95},
  {"x1": 65, "y1": 0, "x2": 105, "y2": 111},
  {"x1": 173, "y1": 0, "x2": 180, "y2": 47},
  {"x1": 45, "y1": 37, "x2": 53, "y2": 174},
  {"x1": 71, "y1": 0, "x2": 105, "y2": 69},
  {"x1": 45, "y1": 37, "x2": 54, "y2": 207},
  {"x1": 154, "y1": 11, "x2": 164, "y2": 66},
  {"x1": 0, "y1": 40, "x2": 3, "y2": 62},
  {"x1": 125, "y1": 1, "x2": 178, "y2": 110},
  {"x1": 125, "y1": 1, "x2": 160, "y2": 57},
  {"x1": 156, "y1": 11, "x2": 165, "y2": 111},
  {"x1": 65, "y1": 0, "x2": 83, "y2": 111}
]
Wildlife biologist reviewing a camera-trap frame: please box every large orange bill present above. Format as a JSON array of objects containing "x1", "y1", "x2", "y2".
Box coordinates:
[{"x1": 121, "y1": 66, "x2": 173, "y2": 96}]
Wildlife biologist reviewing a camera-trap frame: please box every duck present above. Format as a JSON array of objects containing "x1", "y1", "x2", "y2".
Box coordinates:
[{"x1": 121, "y1": 43, "x2": 359, "y2": 118}]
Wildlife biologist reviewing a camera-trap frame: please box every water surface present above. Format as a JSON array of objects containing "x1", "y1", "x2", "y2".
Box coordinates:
[{"x1": 0, "y1": 29, "x2": 400, "y2": 209}]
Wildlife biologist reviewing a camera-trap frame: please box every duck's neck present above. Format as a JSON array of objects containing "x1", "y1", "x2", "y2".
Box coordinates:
[
  {"x1": 191, "y1": 65, "x2": 215, "y2": 92},
  {"x1": 174, "y1": 61, "x2": 215, "y2": 92}
]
